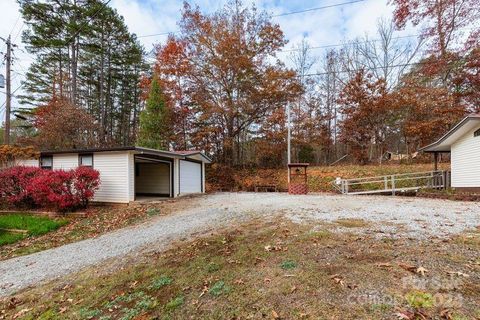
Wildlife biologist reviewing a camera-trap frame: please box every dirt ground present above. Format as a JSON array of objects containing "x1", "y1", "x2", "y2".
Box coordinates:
[
  {"x1": 1, "y1": 217, "x2": 478, "y2": 320},
  {"x1": 0, "y1": 193, "x2": 479, "y2": 319}
]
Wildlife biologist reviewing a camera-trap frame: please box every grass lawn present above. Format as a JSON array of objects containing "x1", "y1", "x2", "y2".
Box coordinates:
[
  {"x1": 0, "y1": 213, "x2": 68, "y2": 246},
  {"x1": 0, "y1": 230, "x2": 26, "y2": 246},
  {"x1": 3, "y1": 219, "x2": 478, "y2": 320},
  {"x1": 0, "y1": 203, "x2": 175, "y2": 261}
]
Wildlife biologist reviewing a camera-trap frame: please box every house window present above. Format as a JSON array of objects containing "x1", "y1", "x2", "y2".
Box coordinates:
[
  {"x1": 79, "y1": 154, "x2": 93, "y2": 167},
  {"x1": 475, "y1": 128, "x2": 480, "y2": 137},
  {"x1": 40, "y1": 156, "x2": 53, "y2": 170}
]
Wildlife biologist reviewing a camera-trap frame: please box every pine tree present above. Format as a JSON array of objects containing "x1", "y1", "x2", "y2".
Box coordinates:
[
  {"x1": 137, "y1": 76, "x2": 171, "y2": 150},
  {"x1": 17, "y1": 0, "x2": 147, "y2": 146}
]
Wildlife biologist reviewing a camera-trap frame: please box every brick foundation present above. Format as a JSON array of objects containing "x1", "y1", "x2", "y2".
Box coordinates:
[
  {"x1": 288, "y1": 183, "x2": 308, "y2": 195},
  {"x1": 454, "y1": 187, "x2": 480, "y2": 194}
]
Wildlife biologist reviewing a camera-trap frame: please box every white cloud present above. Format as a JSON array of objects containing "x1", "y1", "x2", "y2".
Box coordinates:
[{"x1": 0, "y1": 0, "x2": 420, "y2": 120}]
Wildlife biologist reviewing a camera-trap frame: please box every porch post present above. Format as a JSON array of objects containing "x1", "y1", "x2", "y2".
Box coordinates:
[
  {"x1": 434, "y1": 152, "x2": 439, "y2": 171},
  {"x1": 173, "y1": 158, "x2": 180, "y2": 197}
]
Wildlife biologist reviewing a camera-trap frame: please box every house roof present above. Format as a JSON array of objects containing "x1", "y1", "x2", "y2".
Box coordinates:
[
  {"x1": 40, "y1": 146, "x2": 212, "y2": 163},
  {"x1": 420, "y1": 114, "x2": 480, "y2": 153}
]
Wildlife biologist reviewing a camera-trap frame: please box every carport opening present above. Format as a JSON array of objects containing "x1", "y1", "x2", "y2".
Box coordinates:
[{"x1": 134, "y1": 157, "x2": 172, "y2": 199}]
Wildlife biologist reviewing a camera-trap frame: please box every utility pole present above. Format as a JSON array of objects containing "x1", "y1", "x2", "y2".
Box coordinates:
[
  {"x1": 5, "y1": 35, "x2": 11, "y2": 145},
  {"x1": 1, "y1": 35, "x2": 12, "y2": 145},
  {"x1": 287, "y1": 102, "x2": 291, "y2": 183}
]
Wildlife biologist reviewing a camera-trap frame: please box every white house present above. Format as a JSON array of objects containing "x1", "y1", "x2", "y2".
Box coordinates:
[
  {"x1": 422, "y1": 114, "x2": 480, "y2": 192},
  {"x1": 17, "y1": 146, "x2": 212, "y2": 203}
]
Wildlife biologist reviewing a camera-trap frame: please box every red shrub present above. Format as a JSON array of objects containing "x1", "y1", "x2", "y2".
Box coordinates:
[
  {"x1": 28, "y1": 170, "x2": 77, "y2": 211},
  {"x1": 0, "y1": 166, "x2": 100, "y2": 211},
  {"x1": 0, "y1": 166, "x2": 42, "y2": 206},
  {"x1": 72, "y1": 166, "x2": 100, "y2": 207}
]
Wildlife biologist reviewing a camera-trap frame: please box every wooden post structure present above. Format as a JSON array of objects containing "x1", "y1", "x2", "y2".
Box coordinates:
[
  {"x1": 434, "y1": 152, "x2": 439, "y2": 171},
  {"x1": 288, "y1": 163, "x2": 309, "y2": 195}
]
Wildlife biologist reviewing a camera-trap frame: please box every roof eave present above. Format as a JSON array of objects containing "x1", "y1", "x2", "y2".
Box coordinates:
[
  {"x1": 420, "y1": 115, "x2": 480, "y2": 153},
  {"x1": 186, "y1": 152, "x2": 213, "y2": 163},
  {"x1": 133, "y1": 147, "x2": 185, "y2": 159}
]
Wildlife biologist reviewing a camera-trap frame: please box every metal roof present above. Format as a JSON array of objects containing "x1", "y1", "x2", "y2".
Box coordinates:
[{"x1": 40, "y1": 146, "x2": 212, "y2": 163}]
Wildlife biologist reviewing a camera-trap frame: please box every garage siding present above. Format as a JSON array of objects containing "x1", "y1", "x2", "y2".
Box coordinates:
[
  {"x1": 135, "y1": 163, "x2": 170, "y2": 195},
  {"x1": 15, "y1": 159, "x2": 39, "y2": 167},
  {"x1": 92, "y1": 152, "x2": 130, "y2": 203},
  {"x1": 179, "y1": 160, "x2": 202, "y2": 194},
  {"x1": 451, "y1": 126, "x2": 480, "y2": 188},
  {"x1": 52, "y1": 154, "x2": 78, "y2": 170},
  {"x1": 128, "y1": 153, "x2": 135, "y2": 202}
]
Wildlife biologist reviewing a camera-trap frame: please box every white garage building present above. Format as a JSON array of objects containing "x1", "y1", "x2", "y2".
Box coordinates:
[
  {"x1": 422, "y1": 114, "x2": 480, "y2": 192},
  {"x1": 17, "y1": 146, "x2": 212, "y2": 203}
]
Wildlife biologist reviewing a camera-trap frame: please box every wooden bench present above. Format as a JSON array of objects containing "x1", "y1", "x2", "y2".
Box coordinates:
[{"x1": 254, "y1": 185, "x2": 277, "y2": 192}]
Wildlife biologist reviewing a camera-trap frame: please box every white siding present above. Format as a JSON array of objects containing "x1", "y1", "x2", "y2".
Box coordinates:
[
  {"x1": 173, "y1": 158, "x2": 180, "y2": 197},
  {"x1": 451, "y1": 126, "x2": 480, "y2": 187},
  {"x1": 128, "y1": 153, "x2": 135, "y2": 202},
  {"x1": 135, "y1": 163, "x2": 170, "y2": 195},
  {"x1": 93, "y1": 152, "x2": 130, "y2": 203},
  {"x1": 15, "y1": 159, "x2": 39, "y2": 167},
  {"x1": 202, "y1": 161, "x2": 206, "y2": 193},
  {"x1": 179, "y1": 160, "x2": 202, "y2": 194},
  {"x1": 52, "y1": 154, "x2": 78, "y2": 170}
]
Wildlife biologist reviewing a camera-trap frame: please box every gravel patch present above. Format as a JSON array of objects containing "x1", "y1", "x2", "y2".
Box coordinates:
[
  {"x1": 0, "y1": 192, "x2": 479, "y2": 296},
  {"x1": 0, "y1": 199, "x2": 255, "y2": 297}
]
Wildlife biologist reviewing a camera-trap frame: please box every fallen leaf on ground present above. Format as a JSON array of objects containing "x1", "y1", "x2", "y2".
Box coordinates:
[
  {"x1": 376, "y1": 262, "x2": 393, "y2": 268},
  {"x1": 264, "y1": 245, "x2": 282, "y2": 252},
  {"x1": 395, "y1": 310, "x2": 414, "y2": 320},
  {"x1": 416, "y1": 267, "x2": 428, "y2": 277},
  {"x1": 12, "y1": 308, "x2": 31, "y2": 319},
  {"x1": 199, "y1": 286, "x2": 208, "y2": 298},
  {"x1": 399, "y1": 263, "x2": 416, "y2": 273},
  {"x1": 330, "y1": 274, "x2": 345, "y2": 286},
  {"x1": 347, "y1": 283, "x2": 358, "y2": 290},
  {"x1": 440, "y1": 308, "x2": 452, "y2": 319},
  {"x1": 272, "y1": 310, "x2": 280, "y2": 319},
  {"x1": 446, "y1": 271, "x2": 469, "y2": 277}
]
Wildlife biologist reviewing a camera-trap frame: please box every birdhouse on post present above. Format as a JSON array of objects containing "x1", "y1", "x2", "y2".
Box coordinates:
[{"x1": 288, "y1": 163, "x2": 309, "y2": 195}]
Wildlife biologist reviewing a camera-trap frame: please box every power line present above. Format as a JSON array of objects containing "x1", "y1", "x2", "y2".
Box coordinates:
[
  {"x1": 17, "y1": 0, "x2": 113, "y2": 51},
  {"x1": 1, "y1": 13, "x2": 22, "y2": 55},
  {"x1": 136, "y1": 0, "x2": 366, "y2": 39},
  {"x1": 137, "y1": 31, "x2": 174, "y2": 39},
  {"x1": 12, "y1": 22, "x2": 25, "y2": 43},
  {"x1": 0, "y1": 83, "x2": 23, "y2": 110},
  {"x1": 272, "y1": 0, "x2": 365, "y2": 17},
  {"x1": 9, "y1": 15, "x2": 21, "y2": 37},
  {"x1": 280, "y1": 34, "x2": 421, "y2": 53},
  {"x1": 63, "y1": 0, "x2": 112, "y2": 46},
  {"x1": 301, "y1": 59, "x2": 441, "y2": 77}
]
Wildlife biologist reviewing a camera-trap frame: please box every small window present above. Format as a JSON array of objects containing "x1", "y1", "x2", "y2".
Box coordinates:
[
  {"x1": 79, "y1": 154, "x2": 93, "y2": 167},
  {"x1": 40, "y1": 156, "x2": 53, "y2": 170},
  {"x1": 475, "y1": 128, "x2": 480, "y2": 137}
]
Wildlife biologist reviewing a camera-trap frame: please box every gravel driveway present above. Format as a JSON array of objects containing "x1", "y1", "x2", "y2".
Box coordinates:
[{"x1": 1, "y1": 192, "x2": 479, "y2": 296}]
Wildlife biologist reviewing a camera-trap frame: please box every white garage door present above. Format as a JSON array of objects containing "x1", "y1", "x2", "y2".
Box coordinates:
[{"x1": 179, "y1": 160, "x2": 202, "y2": 194}]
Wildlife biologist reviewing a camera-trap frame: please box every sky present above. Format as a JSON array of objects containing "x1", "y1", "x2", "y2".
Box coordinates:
[{"x1": 0, "y1": 0, "x2": 418, "y2": 120}]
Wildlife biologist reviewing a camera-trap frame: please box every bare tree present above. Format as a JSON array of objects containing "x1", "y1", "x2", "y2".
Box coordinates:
[
  {"x1": 319, "y1": 50, "x2": 343, "y2": 160},
  {"x1": 340, "y1": 18, "x2": 424, "y2": 89}
]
